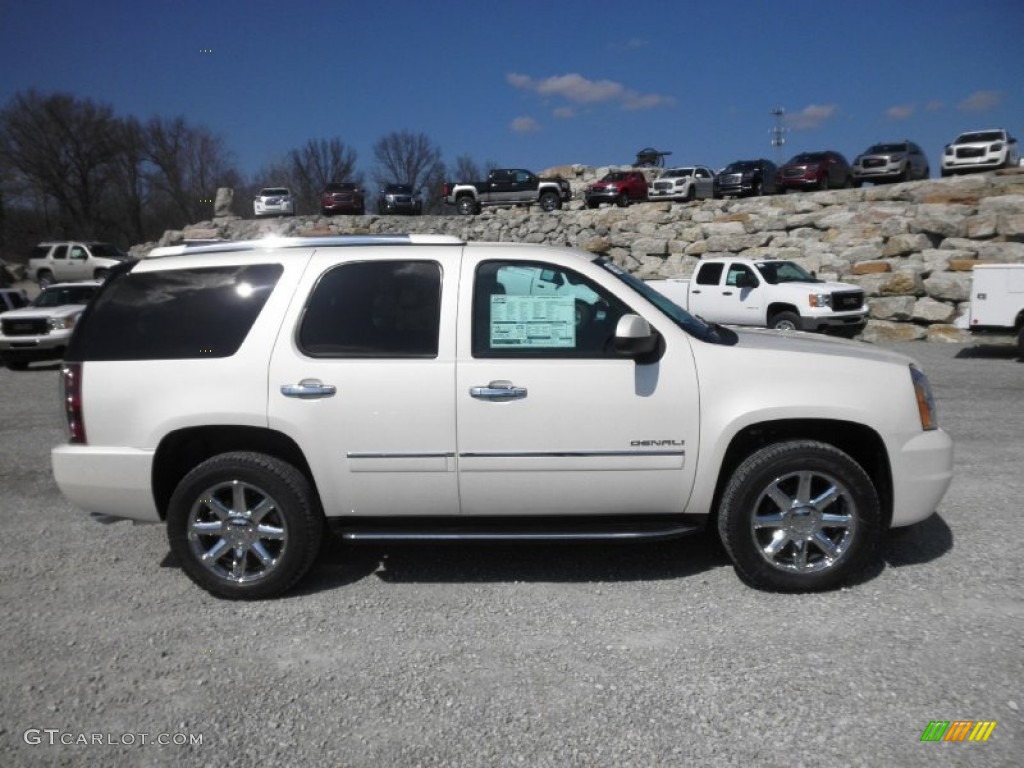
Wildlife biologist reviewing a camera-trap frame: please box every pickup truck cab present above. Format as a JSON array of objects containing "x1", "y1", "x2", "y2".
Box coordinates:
[
  {"x1": 52, "y1": 235, "x2": 951, "y2": 599},
  {"x1": 28, "y1": 241, "x2": 129, "y2": 287},
  {"x1": 966, "y1": 263, "x2": 1024, "y2": 353},
  {"x1": 442, "y1": 169, "x2": 572, "y2": 215},
  {"x1": 647, "y1": 258, "x2": 867, "y2": 335}
]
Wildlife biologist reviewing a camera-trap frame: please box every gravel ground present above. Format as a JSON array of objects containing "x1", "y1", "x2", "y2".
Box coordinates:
[{"x1": 0, "y1": 341, "x2": 1021, "y2": 767}]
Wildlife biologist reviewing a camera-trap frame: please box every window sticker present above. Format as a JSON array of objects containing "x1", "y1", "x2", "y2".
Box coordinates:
[{"x1": 490, "y1": 295, "x2": 575, "y2": 348}]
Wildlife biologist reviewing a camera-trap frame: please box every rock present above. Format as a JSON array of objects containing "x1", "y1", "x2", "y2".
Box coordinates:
[
  {"x1": 879, "y1": 271, "x2": 925, "y2": 296},
  {"x1": 882, "y1": 233, "x2": 933, "y2": 257},
  {"x1": 852, "y1": 261, "x2": 891, "y2": 275},
  {"x1": 923, "y1": 272, "x2": 972, "y2": 301},
  {"x1": 997, "y1": 213, "x2": 1024, "y2": 240},
  {"x1": 859, "y1": 320, "x2": 927, "y2": 343},
  {"x1": 214, "y1": 188, "x2": 234, "y2": 217},
  {"x1": 926, "y1": 325, "x2": 972, "y2": 343},
  {"x1": 978, "y1": 194, "x2": 1024, "y2": 214},
  {"x1": 869, "y1": 296, "x2": 915, "y2": 321},
  {"x1": 913, "y1": 297, "x2": 956, "y2": 323}
]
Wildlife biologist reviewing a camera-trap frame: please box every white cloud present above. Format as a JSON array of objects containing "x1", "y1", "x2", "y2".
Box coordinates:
[
  {"x1": 886, "y1": 104, "x2": 915, "y2": 120},
  {"x1": 506, "y1": 72, "x2": 673, "y2": 112},
  {"x1": 552, "y1": 106, "x2": 576, "y2": 119},
  {"x1": 510, "y1": 116, "x2": 541, "y2": 134},
  {"x1": 784, "y1": 104, "x2": 838, "y2": 130},
  {"x1": 958, "y1": 90, "x2": 1001, "y2": 112}
]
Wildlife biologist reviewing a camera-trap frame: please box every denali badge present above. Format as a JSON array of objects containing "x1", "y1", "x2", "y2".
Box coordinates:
[{"x1": 631, "y1": 439, "x2": 685, "y2": 447}]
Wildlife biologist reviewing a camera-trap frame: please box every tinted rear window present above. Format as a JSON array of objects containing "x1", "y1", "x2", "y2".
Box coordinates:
[{"x1": 66, "y1": 264, "x2": 282, "y2": 361}]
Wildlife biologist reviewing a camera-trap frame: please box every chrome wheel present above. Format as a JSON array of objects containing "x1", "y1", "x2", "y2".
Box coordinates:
[
  {"x1": 187, "y1": 479, "x2": 288, "y2": 584},
  {"x1": 750, "y1": 470, "x2": 857, "y2": 574}
]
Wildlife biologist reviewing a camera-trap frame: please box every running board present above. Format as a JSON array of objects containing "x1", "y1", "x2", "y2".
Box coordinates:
[{"x1": 332, "y1": 516, "x2": 704, "y2": 543}]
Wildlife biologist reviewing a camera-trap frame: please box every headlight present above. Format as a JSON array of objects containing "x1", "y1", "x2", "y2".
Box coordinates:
[
  {"x1": 808, "y1": 293, "x2": 831, "y2": 308},
  {"x1": 910, "y1": 365, "x2": 939, "y2": 431},
  {"x1": 49, "y1": 314, "x2": 80, "y2": 331}
]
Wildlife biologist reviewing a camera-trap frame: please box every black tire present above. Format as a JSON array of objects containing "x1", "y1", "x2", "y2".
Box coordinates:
[
  {"x1": 686, "y1": 185, "x2": 696, "y2": 202},
  {"x1": 818, "y1": 175, "x2": 830, "y2": 191},
  {"x1": 167, "y1": 452, "x2": 323, "y2": 600},
  {"x1": 1017, "y1": 325, "x2": 1024, "y2": 358},
  {"x1": 717, "y1": 440, "x2": 881, "y2": 592},
  {"x1": 616, "y1": 192, "x2": 629, "y2": 208},
  {"x1": 852, "y1": 179, "x2": 863, "y2": 188},
  {"x1": 751, "y1": 180, "x2": 763, "y2": 197},
  {"x1": 586, "y1": 200, "x2": 599, "y2": 209},
  {"x1": 769, "y1": 311, "x2": 801, "y2": 331},
  {"x1": 2, "y1": 356, "x2": 29, "y2": 370},
  {"x1": 843, "y1": 176, "x2": 853, "y2": 189},
  {"x1": 37, "y1": 270, "x2": 54, "y2": 289},
  {"x1": 539, "y1": 191, "x2": 561, "y2": 212},
  {"x1": 456, "y1": 196, "x2": 478, "y2": 215},
  {"x1": 940, "y1": 169, "x2": 951, "y2": 178}
]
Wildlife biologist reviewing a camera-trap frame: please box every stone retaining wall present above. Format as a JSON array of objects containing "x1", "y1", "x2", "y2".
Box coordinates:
[{"x1": 140, "y1": 170, "x2": 1024, "y2": 343}]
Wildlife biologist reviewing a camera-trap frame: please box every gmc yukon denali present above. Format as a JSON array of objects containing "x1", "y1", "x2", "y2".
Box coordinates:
[{"x1": 52, "y1": 235, "x2": 953, "y2": 599}]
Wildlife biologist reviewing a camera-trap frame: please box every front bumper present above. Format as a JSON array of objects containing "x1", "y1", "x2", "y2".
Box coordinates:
[
  {"x1": 52, "y1": 445, "x2": 161, "y2": 522},
  {"x1": 888, "y1": 428, "x2": 954, "y2": 527},
  {"x1": 798, "y1": 311, "x2": 868, "y2": 333},
  {"x1": 0, "y1": 330, "x2": 74, "y2": 359}
]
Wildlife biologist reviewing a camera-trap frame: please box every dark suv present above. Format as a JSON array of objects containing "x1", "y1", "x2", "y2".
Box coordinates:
[
  {"x1": 775, "y1": 151, "x2": 853, "y2": 192},
  {"x1": 851, "y1": 141, "x2": 929, "y2": 185},
  {"x1": 718, "y1": 159, "x2": 777, "y2": 197},
  {"x1": 320, "y1": 182, "x2": 365, "y2": 215},
  {"x1": 377, "y1": 183, "x2": 422, "y2": 215}
]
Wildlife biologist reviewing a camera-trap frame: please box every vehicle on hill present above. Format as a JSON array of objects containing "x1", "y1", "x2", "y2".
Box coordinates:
[
  {"x1": 648, "y1": 166, "x2": 718, "y2": 202},
  {"x1": 253, "y1": 187, "x2": 295, "y2": 217},
  {"x1": 584, "y1": 170, "x2": 651, "y2": 207},
  {"x1": 775, "y1": 151, "x2": 853, "y2": 193},
  {"x1": 51, "y1": 235, "x2": 951, "y2": 599},
  {"x1": 941, "y1": 129, "x2": 1019, "y2": 176},
  {"x1": 851, "y1": 141, "x2": 929, "y2": 185},
  {"x1": 320, "y1": 182, "x2": 366, "y2": 215},
  {"x1": 645, "y1": 258, "x2": 867, "y2": 335},
  {"x1": 441, "y1": 169, "x2": 571, "y2": 215},
  {"x1": 27, "y1": 242, "x2": 129, "y2": 287},
  {"x1": 717, "y1": 159, "x2": 777, "y2": 197},
  {"x1": 0, "y1": 281, "x2": 100, "y2": 369},
  {"x1": 377, "y1": 183, "x2": 423, "y2": 215}
]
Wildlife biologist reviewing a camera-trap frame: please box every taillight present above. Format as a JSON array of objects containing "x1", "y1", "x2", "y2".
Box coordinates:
[{"x1": 60, "y1": 363, "x2": 86, "y2": 444}]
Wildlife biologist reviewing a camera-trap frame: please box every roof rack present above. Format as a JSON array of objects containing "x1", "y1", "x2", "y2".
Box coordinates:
[{"x1": 144, "y1": 233, "x2": 465, "y2": 258}]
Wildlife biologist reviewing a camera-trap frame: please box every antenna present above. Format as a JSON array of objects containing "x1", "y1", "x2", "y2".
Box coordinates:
[{"x1": 770, "y1": 107, "x2": 786, "y2": 162}]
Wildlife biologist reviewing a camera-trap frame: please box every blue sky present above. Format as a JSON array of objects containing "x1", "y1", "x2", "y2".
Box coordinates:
[{"x1": 2, "y1": 0, "x2": 1022, "y2": 181}]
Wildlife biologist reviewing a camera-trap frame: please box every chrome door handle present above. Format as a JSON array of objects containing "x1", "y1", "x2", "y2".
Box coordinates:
[
  {"x1": 281, "y1": 379, "x2": 337, "y2": 399},
  {"x1": 470, "y1": 380, "x2": 527, "y2": 401}
]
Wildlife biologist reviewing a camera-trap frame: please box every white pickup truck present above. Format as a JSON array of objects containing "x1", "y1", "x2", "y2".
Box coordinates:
[
  {"x1": 966, "y1": 263, "x2": 1024, "y2": 353},
  {"x1": 52, "y1": 235, "x2": 952, "y2": 599},
  {"x1": 647, "y1": 258, "x2": 868, "y2": 335}
]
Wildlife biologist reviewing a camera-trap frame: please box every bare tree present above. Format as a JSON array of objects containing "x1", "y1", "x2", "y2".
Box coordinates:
[
  {"x1": 450, "y1": 154, "x2": 499, "y2": 182},
  {"x1": 145, "y1": 116, "x2": 237, "y2": 225},
  {"x1": 0, "y1": 90, "x2": 121, "y2": 238},
  {"x1": 372, "y1": 131, "x2": 443, "y2": 194},
  {"x1": 286, "y1": 138, "x2": 360, "y2": 214}
]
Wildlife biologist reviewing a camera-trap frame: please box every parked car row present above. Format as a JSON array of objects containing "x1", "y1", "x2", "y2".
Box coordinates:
[{"x1": 251, "y1": 182, "x2": 426, "y2": 217}]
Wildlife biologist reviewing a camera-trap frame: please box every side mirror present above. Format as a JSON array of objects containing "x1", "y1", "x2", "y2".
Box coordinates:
[{"x1": 613, "y1": 314, "x2": 662, "y2": 362}]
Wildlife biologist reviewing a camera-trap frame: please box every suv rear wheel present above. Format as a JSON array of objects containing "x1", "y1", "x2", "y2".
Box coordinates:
[
  {"x1": 717, "y1": 440, "x2": 880, "y2": 592},
  {"x1": 167, "y1": 452, "x2": 323, "y2": 599},
  {"x1": 539, "y1": 191, "x2": 561, "y2": 212}
]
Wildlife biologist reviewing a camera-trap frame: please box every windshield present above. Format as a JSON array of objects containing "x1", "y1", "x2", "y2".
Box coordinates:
[
  {"x1": 789, "y1": 153, "x2": 825, "y2": 164},
  {"x1": 594, "y1": 258, "x2": 736, "y2": 345},
  {"x1": 259, "y1": 188, "x2": 289, "y2": 197},
  {"x1": 33, "y1": 286, "x2": 98, "y2": 307},
  {"x1": 386, "y1": 184, "x2": 414, "y2": 194},
  {"x1": 755, "y1": 260, "x2": 817, "y2": 285},
  {"x1": 866, "y1": 144, "x2": 906, "y2": 154},
  {"x1": 723, "y1": 161, "x2": 756, "y2": 173},
  {"x1": 956, "y1": 131, "x2": 1004, "y2": 144},
  {"x1": 89, "y1": 244, "x2": 128, "y2": 260},
  {"x1": 663, "y1": 168, "x2": 694, "y2": 178},
  {"x1": 601, "y1": 172, "x2": 628, "y2": 181}
]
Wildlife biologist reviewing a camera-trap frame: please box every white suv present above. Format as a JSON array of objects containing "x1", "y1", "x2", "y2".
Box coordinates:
[
  {"x1": 253, "y1": 187, "x2": 295, "y2": 217},
  {"x1": 941, "y1": 129, "x2": 1019, "y2": 175},
  {"x1": 51, "y1": 235, "x2": 953, "y2": 599},
  {"x1": 0, "y1": 281, "x2": 100, "y2": 369}
]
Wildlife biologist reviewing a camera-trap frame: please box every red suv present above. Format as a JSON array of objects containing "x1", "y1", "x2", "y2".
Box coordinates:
[
  {"x1": 775, "y1": 151, "x2": 853, "y2": 192},
  {"x1": 320, "y1": 182, "x2": 365, "y2": 215},
  {"x1": 584, "y1": 171, "x2": 649, "y2": 208}
]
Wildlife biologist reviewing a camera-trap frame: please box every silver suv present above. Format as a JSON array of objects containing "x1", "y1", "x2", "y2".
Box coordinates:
[
  {"x1": 851, "y1": 141, "x2": 929, "y2": 185},
  {"x1": 941, "y1": 129, "x2": 1019, "y2": 175}
]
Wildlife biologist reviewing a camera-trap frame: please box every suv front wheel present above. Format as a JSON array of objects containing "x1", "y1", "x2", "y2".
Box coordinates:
[
  {"x1": 167, "y1": 452, "x2": 323, "y2": 599},
  {"x1": 717, "y1": 440, "x2": 880, "y2": 592}
]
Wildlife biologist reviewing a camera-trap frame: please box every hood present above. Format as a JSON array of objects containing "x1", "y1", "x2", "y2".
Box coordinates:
[
  {"x1": 1, "y1": 303, "x2": 88, "y2": 320},
  {"x1": 732, "y1": 327, "x2": 911, "y2": 365}
]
